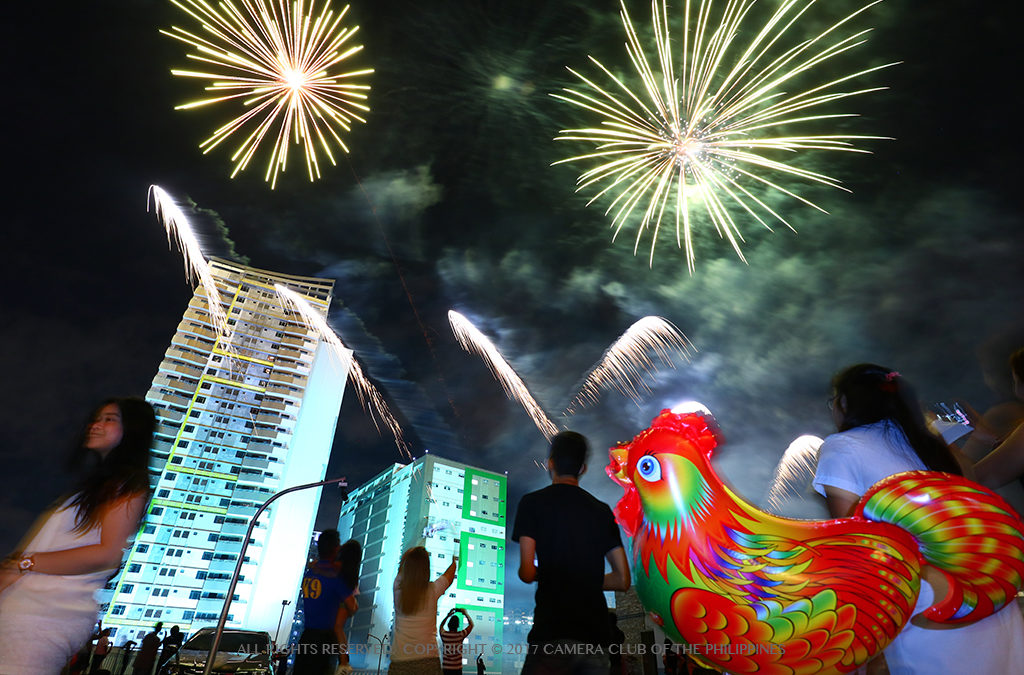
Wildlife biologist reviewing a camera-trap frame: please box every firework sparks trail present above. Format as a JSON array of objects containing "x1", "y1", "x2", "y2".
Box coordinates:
[
  {"x1": 567, "y1": 316, "x2": 694, "y2": 413},
  {"x1": 448, "y1": 310, "x2": 559, "y2": 440},
  {"x1": 164, "y1": 0, "x2": 372, "y2": 188},
  {"x1": 275, "y1": 284, "x2": 410, "y2": 458},
  {"x1": 149, "y1": 185, "x2": 231, "y2": 339},
  {"x1": 765, "y1": 434, "x2": 824, "y2": 512},
  {"x1": 554, "y1": 0, "x2": 893, "y2": 271}
]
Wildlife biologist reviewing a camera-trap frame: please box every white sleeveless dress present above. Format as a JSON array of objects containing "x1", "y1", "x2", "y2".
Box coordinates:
[{"x1": 0, "y1": 497, "x2": 117, "y2": 675}]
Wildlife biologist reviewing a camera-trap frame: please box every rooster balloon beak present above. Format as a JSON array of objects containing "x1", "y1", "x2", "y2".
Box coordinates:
[
  {"x1": 607, "y1": 446, "x2": 629, "y2": 483},
  {"x1": 606, "y1": 445, "x2": 643, "y2": 536}
]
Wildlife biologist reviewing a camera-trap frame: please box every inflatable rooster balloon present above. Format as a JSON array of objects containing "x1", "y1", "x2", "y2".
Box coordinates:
[{"x1": 606, "y1": 410, "x2": 1024, "y2": 674}]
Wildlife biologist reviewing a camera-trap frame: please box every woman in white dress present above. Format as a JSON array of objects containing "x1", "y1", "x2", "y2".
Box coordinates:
[{"x1": 0, "y1": 397, "x2": 155, "y2": 675}]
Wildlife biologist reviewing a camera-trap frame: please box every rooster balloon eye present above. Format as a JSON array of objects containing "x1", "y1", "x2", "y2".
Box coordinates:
[{"x1": 637, "y1": 455, "x2": 661, "y2": 481}]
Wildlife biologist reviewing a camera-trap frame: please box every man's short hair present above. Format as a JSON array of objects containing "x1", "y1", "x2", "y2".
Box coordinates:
[
  {"x1": 549, "y1": 431, "x2": 589, "y2": 477},
  {"x1": 317, "y1": 528, "x2": 341, "y2": 558}
]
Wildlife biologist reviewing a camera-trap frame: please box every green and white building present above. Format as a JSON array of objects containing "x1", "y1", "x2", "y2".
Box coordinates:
[{"x1": 337, "y1": 454, "x2": 507, "y2": 672}]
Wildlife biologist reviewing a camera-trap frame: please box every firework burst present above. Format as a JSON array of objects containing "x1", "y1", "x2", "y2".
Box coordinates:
[
  {"x1": 554, "y1": 0, "x2": 893, "y2": 270},
  {"x1": 164, "y1": 0, "x2": 372, "y2": 188},
  {"x1": 276, "y1": 284, "x2": 410, "y2": 457},
  {"x1": 448, "y1": 310, "x2": 559, "y2": 439},
  {"x1": 567, "y1": 316, "x2": 694, "y2": 413}
]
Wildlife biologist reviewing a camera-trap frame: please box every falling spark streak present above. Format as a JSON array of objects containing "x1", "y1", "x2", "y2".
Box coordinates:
[
  {"x1": 275, "y1": 284, "x2": 410, "y2": 458},
  {"x1": 554, "y1": 0, "x2": 894, "y2": 271},
  {"x1": 765, "y1": 434, "x2": 824, "y2": 513},
  {"x1": 448, "y1": 311, "x2": 559, "y2": 440},
  {"x1": 148, "y1": 185, "x2": 231, "y2": 339},
  {"x1": 567, "y1": 316, "x2": 694, "y2": 413},
  {"x1": 164, "y1": 0, "x2": 373, "y2": 188}
]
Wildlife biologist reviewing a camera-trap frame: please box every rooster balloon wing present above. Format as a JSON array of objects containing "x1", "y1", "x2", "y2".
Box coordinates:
[{"x1": 607, "y1": 410, "x2": 1024, "y2": 674}]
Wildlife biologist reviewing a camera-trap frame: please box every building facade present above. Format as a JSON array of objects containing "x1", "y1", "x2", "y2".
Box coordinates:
[
  {"x1": 337, "y1": 454, "x2": 507, "y2": 672},
  {"x1": 99, "y1": 260, "x2": 351, "y2": 643}
]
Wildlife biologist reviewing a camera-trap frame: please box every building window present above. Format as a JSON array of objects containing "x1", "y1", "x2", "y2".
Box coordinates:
[{"x1": 128, "y1": 564, "x2": 141, "y2": 573}]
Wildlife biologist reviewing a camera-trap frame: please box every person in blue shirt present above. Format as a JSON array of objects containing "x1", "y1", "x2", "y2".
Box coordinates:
[{"x1": 294, "y1": 530, "x2": 361, "y2": 675}]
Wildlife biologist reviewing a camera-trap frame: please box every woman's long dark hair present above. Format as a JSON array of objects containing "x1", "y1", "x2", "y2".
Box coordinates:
[
  {"x1": 832, "y1": 364, "x2": 962, "y2": 475},
  {"x1": 339, "y1": 539, "x2": 362, "y2": 590},
  {"x1": 67, "y1": 397, "x2": 155, "y2": 533}
]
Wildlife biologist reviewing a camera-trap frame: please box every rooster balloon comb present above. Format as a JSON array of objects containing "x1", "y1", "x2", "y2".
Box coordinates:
[{"x1": 607, "y1": 410, "x2": 1024, "y2": 674}]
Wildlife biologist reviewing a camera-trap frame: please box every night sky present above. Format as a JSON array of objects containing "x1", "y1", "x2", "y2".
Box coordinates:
[{"x1": 2, "y1": 0, "x2": 1022, "y2": 619}]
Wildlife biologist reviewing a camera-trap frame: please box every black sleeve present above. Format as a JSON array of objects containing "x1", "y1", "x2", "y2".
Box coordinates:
[
  {"x1": 510, "y1": 492, "x2": 535, "y2": 543},
  {"x1": 601, "y1": 503, "x2": 624, "y2": 554}
]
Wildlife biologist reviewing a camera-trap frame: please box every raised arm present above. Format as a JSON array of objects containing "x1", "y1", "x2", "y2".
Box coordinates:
[
  {"x1": 603, "y1": 546, "x2": 630, "y2": 592},
  {"x1": 974, "y1": 423, "x2": 1024, "y2": 489},
  {"x1": 439, "y1": 555, "x2": 458, "y2": 590}
]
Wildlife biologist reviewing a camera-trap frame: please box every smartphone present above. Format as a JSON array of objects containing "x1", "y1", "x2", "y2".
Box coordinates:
[{"x1": 931, "y1": 401, "x2": 971, "y2": 426}]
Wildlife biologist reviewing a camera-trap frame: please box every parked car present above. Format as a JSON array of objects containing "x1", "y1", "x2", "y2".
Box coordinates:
[{"x1": 163, "y1": 627, "x2": 274, "y2": 674}]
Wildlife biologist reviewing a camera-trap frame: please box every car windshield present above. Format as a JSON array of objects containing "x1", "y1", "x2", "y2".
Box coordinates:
[{"x1": 183, "y1": 632, "x2": 269, "y2": 654}]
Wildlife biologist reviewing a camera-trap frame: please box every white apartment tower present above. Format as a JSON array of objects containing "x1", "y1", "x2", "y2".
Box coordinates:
[
  {"x1": 337, "y1": 454, "x2": 507, "y2": 672},
  {"x1": 100, "y1": 259, "x2": 351, "y2": 643}
]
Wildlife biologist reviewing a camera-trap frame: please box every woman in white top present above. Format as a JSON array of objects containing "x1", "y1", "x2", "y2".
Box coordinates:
[
  {"x1": 0, "y1": 397, "x2": 155, "y2": 675},
  {"x1": 814, "y1": 364, "x2": 1024, "y2": 675},
  {"x1": 389, "y1": 546, "x2": 458, "y2": 674}
]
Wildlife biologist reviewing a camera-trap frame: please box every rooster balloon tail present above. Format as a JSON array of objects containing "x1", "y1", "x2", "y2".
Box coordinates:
[
  {"x1": 607, "y1": 410, "x2": 1024, "y2": 675},
  {"x1": 855, "y1": 472, "x2": 1024, "y2": 623}
]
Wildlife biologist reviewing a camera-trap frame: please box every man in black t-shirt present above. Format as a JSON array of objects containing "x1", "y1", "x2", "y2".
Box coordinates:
[{"x1": 511, "y1": 431, "x2": 631, "y2": 674}]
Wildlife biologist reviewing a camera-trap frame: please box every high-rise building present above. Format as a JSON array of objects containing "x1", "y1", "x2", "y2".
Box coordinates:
[
  {"x1": 337, "y1": 454, "x2": 507, "y2": 672},
  {"x1": 99, "y1": 259, "x2": 352, "y2": 643}
]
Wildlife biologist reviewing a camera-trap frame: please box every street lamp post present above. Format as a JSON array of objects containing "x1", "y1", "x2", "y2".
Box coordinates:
[
  {"x1": 367, "y1": 633, "x2": 387, "y2": 675},
  {"x1": 202, "y1": 476, "x2": 347, "y2": 675},
  {"x1": 275, "y1": 599, "x2": 292, "y2": 646}
]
